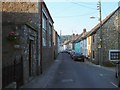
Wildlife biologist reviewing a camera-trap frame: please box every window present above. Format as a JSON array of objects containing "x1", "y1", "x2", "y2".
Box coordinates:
[
  {"x1": 42, "y1": 14, "x2": 47, "y2": 46},
  {"x1": 49, "y1": 24, "x2": 52, "y2": 47}
]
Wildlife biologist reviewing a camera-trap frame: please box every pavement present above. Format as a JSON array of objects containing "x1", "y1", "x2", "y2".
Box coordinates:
[
  {"x1": 21, "y1": 53, "x2": 116, "y2": 88},
  {"x1": 21, "y1": 53, "x2": 62, "y2": 88},
  {"x1": 85, "y1": 60, "x2": 116, "y2": 72}
]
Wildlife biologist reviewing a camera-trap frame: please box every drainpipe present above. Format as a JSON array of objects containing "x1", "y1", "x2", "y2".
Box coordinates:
[{"x1": 40, "y1": 1, "x2": 43, "y2": 74}]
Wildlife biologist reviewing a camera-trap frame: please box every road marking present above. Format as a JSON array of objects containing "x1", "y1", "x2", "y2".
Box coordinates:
[
  {"x1": 55, "y1": 60, "x2": 60, "y2": 62},
  {"x1": 110, "y1": 82, "x2": 118, "y2": 87},
  {"x1": 61, "y1": 79, "x2": 73, "y2": 83},
  {"x1": 99, "y1": 74, "x2": 103, "y2": 76},
  {"x1": 76, "y1": 62, "x2": 81, "y2": 63},
  {"x1": 59, "y1": 71, "x2": 63, "y2": 74}
]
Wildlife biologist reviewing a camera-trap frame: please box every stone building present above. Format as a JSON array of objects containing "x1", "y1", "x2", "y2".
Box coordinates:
[
  {"x1": 2, "y1": 1, "x2": 54, "y2": 87},
  {"x1": 87, "y1": 25, "x2": 99, "y2": 64},
  {"x1": 2, "y1": 1, "x2": 55, "y2": 88},
  {"x1": 88, "y1": 6, "x2": 120, "y2": 65},
  {"x1": 0, "y1": 2, "x2": 2, "y2": 89},
  {"x1": 53, "y1": 29, "x2": 59, "y2": 59},
  {"x1": 41, "y1": 2, "x2": 54, "y2": 73},
  {"x1": 2, "y1": 2, "x2": 41, "y2": 88},
  {"x1": 86, "y1": 32, "x2": 92, "y2": 60}
]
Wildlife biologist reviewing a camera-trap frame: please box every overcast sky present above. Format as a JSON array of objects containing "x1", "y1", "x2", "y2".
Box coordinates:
[{"x1": 45, "y1": 0, "x2": 119, "y2": 35}]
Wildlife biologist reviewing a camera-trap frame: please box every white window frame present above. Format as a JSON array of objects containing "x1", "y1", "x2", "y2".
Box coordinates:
[
  {"x1": 109, "y1": 50, "x2": 120, "y2": 62},
  {"x1": 49, "y1": 23, "x2": 52, "y2": 47},
  {"x1": 42, "y1": 13, "x2": 47, "y2": 46}
]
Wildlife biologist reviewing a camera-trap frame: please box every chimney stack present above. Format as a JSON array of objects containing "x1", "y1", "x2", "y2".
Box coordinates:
[
  {"x1": 72, "y1": 33, "x2": 75, "y2": 40},
  {"x1": 83, "y1": 28, "x2": 86, "y2": 33}
]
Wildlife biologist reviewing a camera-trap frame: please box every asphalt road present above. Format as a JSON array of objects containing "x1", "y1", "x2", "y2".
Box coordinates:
[{"x1": 47, "y1": 53, "x2": 118, "y2": 88}]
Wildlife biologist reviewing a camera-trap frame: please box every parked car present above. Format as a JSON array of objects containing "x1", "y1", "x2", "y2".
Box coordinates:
[
  {"x1": 67, "y1": 49, "x2": 72, "y2": 54},
  {"x1": 72, "y1": 53, "x2": 85, "y2": 62},
  {"x1": 69, "y1": 50, "x2": 75, "y2": 59},
  {"x1": 61, "y1": 50, "x2": 69, "y2": 53}
]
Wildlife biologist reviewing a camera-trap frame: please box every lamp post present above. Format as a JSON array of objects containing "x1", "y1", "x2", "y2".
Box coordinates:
[{"x1": 90, "y1": 0, "x2": 102, "y2": 65}]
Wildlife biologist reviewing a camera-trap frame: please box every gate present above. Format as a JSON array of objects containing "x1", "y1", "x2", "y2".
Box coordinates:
[{"x1": 2, "y1": 56, "x2": 23, "y2": 88}]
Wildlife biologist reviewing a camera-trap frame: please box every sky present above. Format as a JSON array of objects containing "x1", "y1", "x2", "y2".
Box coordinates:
[{"x1": 45, "y1": 0, "x2": 119, "y2": 35}]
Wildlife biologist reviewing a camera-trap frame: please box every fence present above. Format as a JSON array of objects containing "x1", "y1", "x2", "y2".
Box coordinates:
[{"x1": 2, "y1": 56, "x2": 23, "y2": 88}]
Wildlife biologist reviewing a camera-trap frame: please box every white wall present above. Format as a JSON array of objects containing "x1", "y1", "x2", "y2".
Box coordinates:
[
  {"x1": 69, "y1": 43, "x2": 73, "y2": 50},
  {"x1": 57, "y1": 36, "x2": 61, "y2": 53},
  {"x1": 63, "y1": 45, "x2": 67, "y2": 50}
]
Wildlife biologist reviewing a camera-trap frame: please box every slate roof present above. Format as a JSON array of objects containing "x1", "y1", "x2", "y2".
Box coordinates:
[{"x1": 88, "y1": 6, "x2": 120, "y2": 36}]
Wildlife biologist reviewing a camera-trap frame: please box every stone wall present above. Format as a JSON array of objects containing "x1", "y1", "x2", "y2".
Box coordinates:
[
  {"x1": 102, "y1": 7, "x2": 120, "y2": 65},
  {"x1": 94, "y1": 7, "x2": 120, "y2": 65},
  {"x1": 2, "y1": 22, "x2": 38, "y2": 85},
  {"x1": 21, "y1": 24, "x2": 38, "y2": 83},
  {"x1": 2, "y1": 1, "x2": 55, "y2": 87},
  {"x1": 41, "y1": 2, "x2": 54, "y2": 73},
  {"x1": 2, "y1": 2, "x2": 40, "y2": 67},
  {"x1": 91, "y1": 33, "x2": 100, "y2": 64},
  {"x1": 0, "y1": 2, "x2": 2, "y2": 89},
  {"x1": 2, "y1": 2, "x2": 39, "y2": 13},
  {"x1": 94, "y1": 32, "x2": 100, "y2": 64},
  {"x1": 2, "y1": 2, "x2": 40, "y2": 87},
  {"x1": 42, "y1": 47, "x2": 54, "y2": 73},
  {"x1": 53, "y1": 30, "x2": 58, "y2": 59}
]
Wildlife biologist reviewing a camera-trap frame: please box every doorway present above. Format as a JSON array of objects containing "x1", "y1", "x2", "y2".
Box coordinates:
[{"x1": 29, "y1": 40, "x2": 33, "y2": 77}]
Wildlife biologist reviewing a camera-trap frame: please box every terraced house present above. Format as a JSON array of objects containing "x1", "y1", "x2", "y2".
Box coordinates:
[
  {"x1": 41, "y1": 1, "x2": 54, "y2": 74},
  {"x1": 87, "y1": 6, "x2": 120, "y2": 66},
  {"x1": 2, "y1": 1, "x2": 56, "y2": 88},
  {"x1": 53, "y1": 29, "x2": 60, "y2": 59},
  {"x1": 73, "y1": 29, "x2": 88, "y2": 57}
]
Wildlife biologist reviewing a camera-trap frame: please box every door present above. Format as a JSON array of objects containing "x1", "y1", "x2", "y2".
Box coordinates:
[{"x1": 29, "y1": 40, "x2": 33, "y2": 77}]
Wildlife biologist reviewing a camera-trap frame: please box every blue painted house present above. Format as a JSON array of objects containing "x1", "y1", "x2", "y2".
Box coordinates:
[
  {"x1": 74, "y1": 41, "x2": 81, "y2": 53},
  {"x1": 73, "y1": 29, "x2": 88, "y2": 54},
  {"x1": 73, "y1": 32, "x2": 83, "y2": 54}
]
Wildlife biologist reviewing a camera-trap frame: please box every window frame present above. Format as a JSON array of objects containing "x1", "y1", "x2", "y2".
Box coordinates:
[{"x1": 42, "y1": 13, "x2": 47, "y2": 47}]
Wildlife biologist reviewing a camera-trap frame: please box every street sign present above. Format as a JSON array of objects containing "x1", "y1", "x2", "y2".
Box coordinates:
[{"x1": 109, "y1": 50, "x2": 120, "y2": 62}]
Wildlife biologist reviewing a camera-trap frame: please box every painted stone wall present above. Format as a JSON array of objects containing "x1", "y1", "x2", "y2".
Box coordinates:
[
  {"x1": 75, "y1": 42, "x2": 81, "y2": 53},
  {"x1": 87, "y1": 36, "x2": 92, "y2": 60}
]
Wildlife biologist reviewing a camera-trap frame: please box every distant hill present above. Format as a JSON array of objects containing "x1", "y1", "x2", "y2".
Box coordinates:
[{"x1": 60, "y1": 35, "x2": 72, "y2": 43}]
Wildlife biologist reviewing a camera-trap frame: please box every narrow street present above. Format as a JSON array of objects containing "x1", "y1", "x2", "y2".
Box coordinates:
[
  {"x1": 2, "y1": 2, "x2": 120, "y2": 89},
  {"x1": 47, "y1": 53, "x2": 117, "y2": 88},
  {"x1": 23, "y1": 53, "x2": 118, "y2": 88}
]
